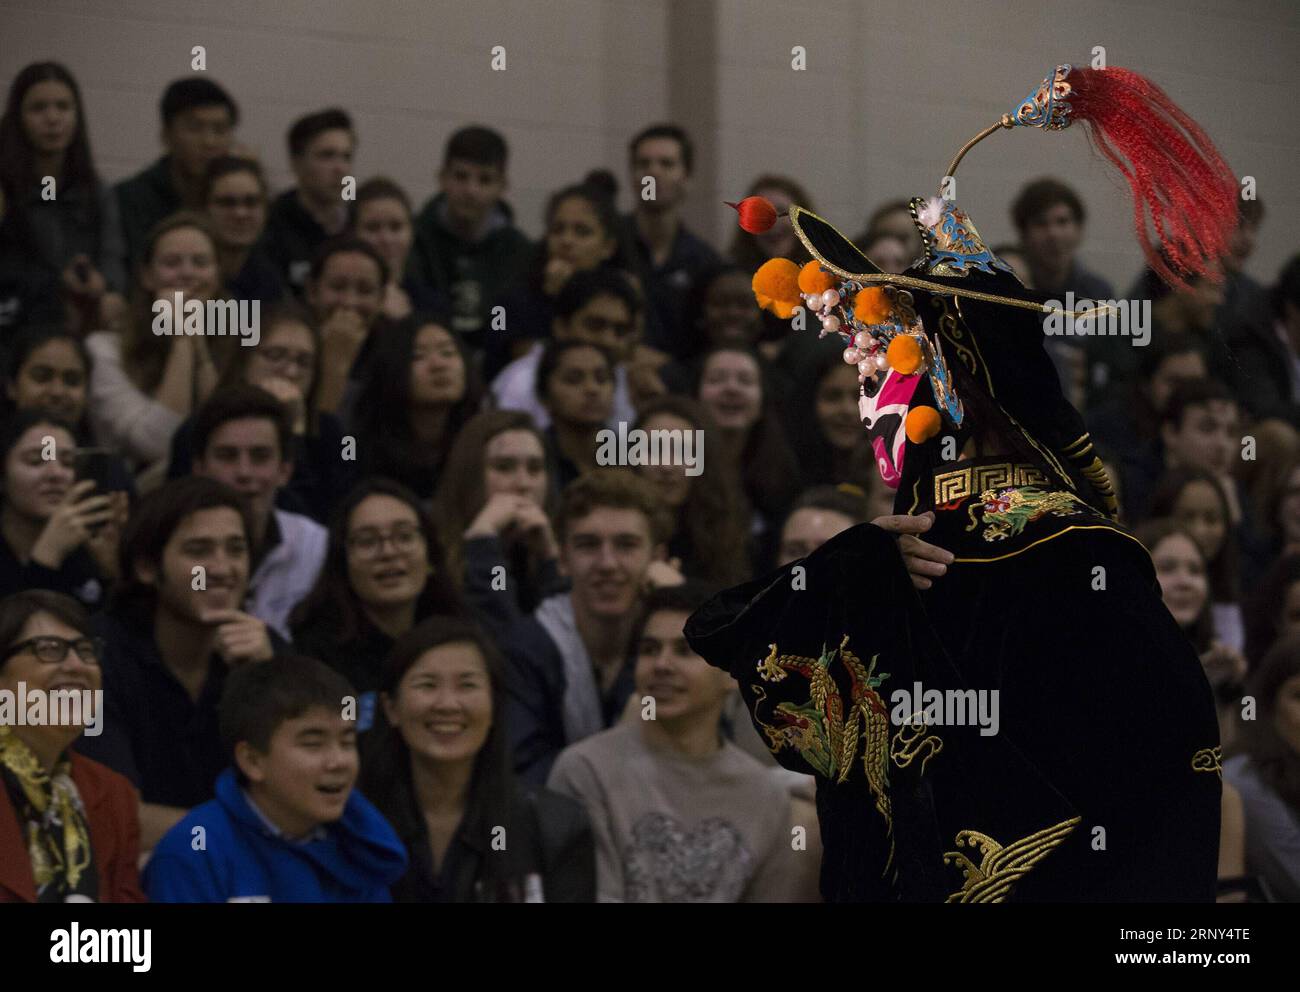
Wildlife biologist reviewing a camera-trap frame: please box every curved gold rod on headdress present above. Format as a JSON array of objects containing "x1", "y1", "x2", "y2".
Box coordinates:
[{"x1": 944, "y1": 116, "x2": 1015, "y2": 183}]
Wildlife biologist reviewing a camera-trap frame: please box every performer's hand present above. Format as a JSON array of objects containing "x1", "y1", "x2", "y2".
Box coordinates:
[{"x1": 872, "y1": 511, "x2": 954, "y2": 590}]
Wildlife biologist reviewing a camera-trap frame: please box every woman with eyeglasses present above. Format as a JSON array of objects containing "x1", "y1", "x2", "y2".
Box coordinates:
[
  {"x1": 164, "y1": 299, "x2": 355, "y2": 523},
  {"x1": 0, "y1": 589, "x2": 144, "y2": 902},
  {"x1": 290, "y1": 478, "x2": 464, "y2": 733},
  {"x1": 201, "y1": 155, "x2": 285, "y2": 305}
]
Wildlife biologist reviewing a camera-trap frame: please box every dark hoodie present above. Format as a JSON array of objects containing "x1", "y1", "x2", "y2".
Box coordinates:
[
  {"x1": 144, "y1": 767, "x2": 407, "y2": 902},
  {"x1": 410, "y1": 193, "x2": 532, "y2": 339}
]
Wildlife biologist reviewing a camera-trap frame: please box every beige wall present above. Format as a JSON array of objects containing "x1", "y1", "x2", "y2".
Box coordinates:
[{"x1": 2, "y1": 0, "x2": 1295, "y2": 290}]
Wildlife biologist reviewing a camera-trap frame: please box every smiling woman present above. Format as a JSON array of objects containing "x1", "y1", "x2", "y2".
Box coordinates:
[{"x1": 0, "y1": 589, "x2": 143, "y2": 903}]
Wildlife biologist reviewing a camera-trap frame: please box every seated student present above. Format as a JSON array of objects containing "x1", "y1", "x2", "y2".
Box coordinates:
[
  {"x1": 632, "y1": 395, "x2": 751, "y2": 585},
  {"x1": 485, "y1": 181, "x2": 636, "y2": 381},
  {"x1": 434, "y1": 410, "x2": 563, "y2": 640},
  {"x1": 0, "y1": 62, "x2": 126, "y2": 337},
  {"x1": 85, "y1": 212, "x2": 225, "y2": 474},
  {"x1": 354, "y1": 177, "x2": 442, "y2": 320},
  {"x1": 492, "y1": 267, "x2": 640, "y2": 430},
  {"x1": 4, "y1": 325, "x2": 131, "y2": 492},
  {"x1": 501, "y1": 469, "x2": 682, "y2": 785},
  {"x1": 536, "y1": 340, "x2": 616, "y2": 493},
  {"x1": 202, "y1": 155, "x2": 285, "y2": 305},
  {"x1": 1225, "y1": 633, "x2": 1300, "y2": 902},
  {"x1": 77, "y1": 477, "x2": 281, "y2": 850},
  {"x1": 0, "y1": 590, "x2": 144, "y2": 903},
  {"x1": 115, "y1": 78, "x2": 238, "y2": 276},
  {"x1": 165, "y1": 301, "x2": 353, "y2": 523},
  {"x1": 291, "y1": 478, "x2": 462, "y2": 729},
  {"x1": 363, "y1": 616, "x2": 594, "y2": 902},
  {"x1": 548, "y1": 580, "x2": 807, "y2": 902},
  {"x1": 190, "y1": 383, "x2": 328, "y2": 640},
  {"x1": 261, "y1": 108, "x2": 356, "y2": 296},
  {"x1": 145, "y1": 654, "x2": 406, "y2": 902},
  {"x1": 411, "y1": 126, "x2": 532, "y2": 344},
  {"x1": 1117, "y1": 376, "x2": 1242, "y2": 524},
  {"x1": 0, "y1": 411, "x2": 119, "y2": 608},
  {"x1": 304, "y1": 236, "x2": 388, "y2": 414},
  {"x1": 352, "y1": 311, "x2": 480, "y2": 498}
]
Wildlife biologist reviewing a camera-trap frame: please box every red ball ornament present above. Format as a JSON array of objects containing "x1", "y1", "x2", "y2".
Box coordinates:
[{"x1": 727, "y1": 196, "x2": 778, "y2": 234}]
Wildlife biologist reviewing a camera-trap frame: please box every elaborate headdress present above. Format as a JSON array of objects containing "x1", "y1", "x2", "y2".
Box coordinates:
[{"x1": 738, "y1": 63, "x2": 1237, "y2": 517}]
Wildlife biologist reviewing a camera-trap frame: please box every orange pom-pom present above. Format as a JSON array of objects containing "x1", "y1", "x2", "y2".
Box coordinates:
[
  {"x1": 727, "y1": 196, "x2": 778, "y2": 234},
  {"x1": 797, "y1": 261, "x2": 837, "y2": 296},
  {"x1": 886, "y1": 335, "x2": 923, "y2": 375},
  {"x1": 852, "y1": 287, "x2": 892, "y2": 325},
  {"x1": 905, "y1": 406, "x2": 941, "y2": 444},
  {"x1": 752, "y1": 258, "x2": 800, "y2": 317}
]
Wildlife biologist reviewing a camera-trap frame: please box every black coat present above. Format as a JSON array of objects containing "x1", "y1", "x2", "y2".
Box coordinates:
[{"x1": 686, "y1": 458, "x2": 1221, "y2": 902}]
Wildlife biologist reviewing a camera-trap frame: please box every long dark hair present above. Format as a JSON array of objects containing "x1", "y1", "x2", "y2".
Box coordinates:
[
  {"x1": 525, "y1": 182, "x2": 634, "y2": 297},
  {"x1": 1150, "y1": 466, "x2": 1241, "y2": 604},
  {"x1": 1245, "y1": 553, "x2": 1300, "y2": 669},
  {"x1": 360, "y1": 615, "x2": 519, "y2": 894},
  {"x1": 786, "y1": 343, "x2": 878, "y2": 491},
  {"x1": 0, "y1": 63, "x2": 101, "y2": 251},
  {"x1": 289, "y1": 477, "x2": 462, "y2": 643},
  {"x1": 1233, "y1": 632, "x2": 1300, "y2": 815},
  {"x1": 633, "y1": 394, "x2": 751, "y2": 584},
  {"x1": 1133, "y1": 517, "x2": 1214, "y2": 654},
  {"x1": 2, "y1": 323, "x2": 93, "y2": 433},
  {"x1": 353, "y1": 313, "x2": 482, "y2": 497}
]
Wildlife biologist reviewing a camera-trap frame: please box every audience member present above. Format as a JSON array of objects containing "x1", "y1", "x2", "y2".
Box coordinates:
[
  {"x1": 492, "y1": 266, "x2": 639, "y2": 430},
  {"x1": 1227, "y1": 253, "x2": 1300, "y2": 428},
  {"x1": 262, "y1": 108, "x2": 356, "y2": 294},
  {"x1": 352, "y1": 312, "x2": 479, "y2": 498},
  {"x1": 434, "y1": 410, "x2": 562, "y2": 639},
  {"x1": 535, "y1": 339, "x2": 616, "y2": 492},
  {"x1": 115, "y1": 78, "x2": 237, "y2": 275},
  {"x1": 145, "y1": 655, "x2": 406, "y2": 902},
  {"x1": 190, "y1": 383, "x2": 328, "y2": 639},
  {"x1": 548, "y1": 580, "x2": 808, "y2": 902},
  {"x1": 0, "y1": 590, "x2": 144, "y2": 902},
  {"x1": 854, "y1": 199, "x2": 923, "y2": 264},
  {"x1": 411, "y1": 126, "x2": 532, "y2": 343},
  {"x1": 354, "y1": 176, "x2": 441, "y2": 320},
  {"x1": 623, "y1": 123, "x2": 720, "y2": 357},
  {"x1": 500, "y1": 470, "x2": 679, "y2": 784},
  {"x1": 305, "y1": 236, "x2": 387, "y2": 414},
  {"x1": 78, "y1": 477, "x2": 280, "y2": 849},
  {"x1": 363, "y1": 616, "x2": 596, "y2": 901},
  {"x1": 291, "y1": 477, "x2": 462, "y2": 727},
  {"x1": 85, "y1": 212, "x2": 224, "y2": 474},
  {"x1": 201, "y1": 155, "x2": 285, "y2": 305},
  {"x1": 0, "y1": 62, "x2": 124, "y2": 336}
]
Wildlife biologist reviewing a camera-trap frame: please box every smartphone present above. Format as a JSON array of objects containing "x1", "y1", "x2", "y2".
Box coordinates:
[
  {"x1": 73, "y1": 448, "x2": 121, "y2": 536},
  {"x1": 73, "y1": 447, "x2": 119, "y2": 493}
]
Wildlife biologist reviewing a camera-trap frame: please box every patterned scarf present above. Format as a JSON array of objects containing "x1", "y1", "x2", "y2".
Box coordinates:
[{"x1": 0, "y1": 726, "x2": 97, "y2": 902}]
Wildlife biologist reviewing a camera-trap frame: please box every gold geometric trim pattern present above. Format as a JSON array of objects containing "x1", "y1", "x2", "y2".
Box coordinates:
[
  {"x1": 934, "y1": 462, "x2": 1050, "y2": 504},
  {"x1": 1192, "y1": 745, "x2": 1222, "y2": 780},
  {"x1": 943, "y1": 816, "x2": 1081, "y2": 903}
]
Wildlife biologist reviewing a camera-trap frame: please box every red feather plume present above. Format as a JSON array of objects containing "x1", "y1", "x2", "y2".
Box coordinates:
[{"x1": 1068, "y1": 66, "x2": 1237, "y2": 289}]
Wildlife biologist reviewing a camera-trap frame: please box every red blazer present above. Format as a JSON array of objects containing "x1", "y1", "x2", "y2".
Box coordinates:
[{"x1": 0, "y1": 750, "x2": 145, "y2": 903}]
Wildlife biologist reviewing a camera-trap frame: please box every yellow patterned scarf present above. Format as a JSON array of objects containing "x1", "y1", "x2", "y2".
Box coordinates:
[{"x1": 0, "y1": 726, "x2": 96, "y2": 902}]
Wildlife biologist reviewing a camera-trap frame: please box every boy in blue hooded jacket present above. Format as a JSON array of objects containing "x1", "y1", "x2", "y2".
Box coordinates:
[{"x1": 145, "y1": 655, "x2": 407, "y2": 902}]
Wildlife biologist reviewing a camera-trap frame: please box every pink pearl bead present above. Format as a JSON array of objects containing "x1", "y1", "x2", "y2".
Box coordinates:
[
  {"x1": 843, "y1": 346, "x2": 864, "y2": 365},
  {"x1": 822, "y1": 315, "x2": 841, "y2": 333},
  {"x1": 874, "y1": 353, "x2": 889, "y2": 370},
  {"x1": 853, "y1": 330, "x2": 872, "y2": 350},
  {"x1": 821, "y1": 289, "x2": 841, "y2": 308},
  {"x1": 805, "y1": 294, "x2": 823, "y2": 312},
  {"x1": 857, "y1": 360, "x2": 873, "y2": 375}
]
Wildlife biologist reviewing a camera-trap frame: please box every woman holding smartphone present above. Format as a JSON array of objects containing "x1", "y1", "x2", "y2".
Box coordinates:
[{"x1": 0, "y1": 410, "x2": 121, "y2": 608}]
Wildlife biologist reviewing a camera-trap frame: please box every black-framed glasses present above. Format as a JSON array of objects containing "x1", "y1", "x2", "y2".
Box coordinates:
[
  {"x1": 346, "y1": 526, "x2": 423, "y2": 558},
  {"x1": 2, "y1": 636, "x2": 103, "y2": 665}
]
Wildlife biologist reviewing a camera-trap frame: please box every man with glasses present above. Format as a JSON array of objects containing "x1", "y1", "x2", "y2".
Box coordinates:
[
  {"x1": 491, "y1": 267, "x2": 642, "y2": 430},
  {"x1": 115, "y1": 78, "x2": 239, "y2": 276},
  {"x1": 77, "y1": 477, "x2": 284, "y2": 851},
  {"x1": 190, "y1": 384, "x2": 327, "y2": 640}
]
